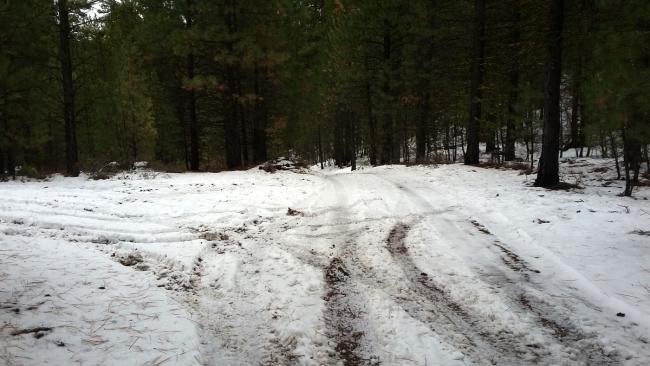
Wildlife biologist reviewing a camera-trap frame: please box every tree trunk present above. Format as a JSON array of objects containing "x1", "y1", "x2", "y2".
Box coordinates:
[
  {"x1": 177, "y1": 92, "x2": 189, "y2": 170},
  {"x1": 535, "y1": 0, "x2": 564, "y2": 187},
  {"x1": 465, "y1": 0, "x2": 485, "y2": 165},
  {"x1": 57, "y1": 0, "x2": 79, "y2": 176},
  {"x1": 402, "y1": 113, "x2": 409, "y2": 163},
  {"x1": 622, "y1": 117, "x2": 642, "y2": 197},
  {"x1": 318, "y1": 127, "x2": 324, "y2": 169},
  {"x1": 364, "y1": 57, "x2": 377, "y2": 166},
  {"x1": 599, "y1": 131, "x2": 608, "y2": 158},
  {"x1": 366, "y1": 86, "x2": 377, "y2": 166},
  {"x1": 380, "y1": 19, "x2": 394, "y2": 165},
  {"x1": 485, "y1": 113, "x2": 496, "y2": 154},
  {"x1": 344, "y1": 110, "x2": 353, "y2": 166},
  {"x1": 416, "y1": 96, "x2": 428, "y2": 163},
  {"x1": 187, "y1": 58, "x2": 199, "y2": 171},
  {"x1": 505, "y1": 2, "x2": 520, "y2": 161},
  {"x1": 349, "y1": 111, "x2": 357, "y2": 171},
  {"x1": 252, "y1": 62, "x2": 267, "y2": 163},
  {"x1": 1, "y1": 109, "x2": 9, "y2": 177},
  {"x1": 9, "y1": 149, "x2": 15, "y2": 180},
  {"x1": 237, "y1": 74, "x2": 248, "y2": 166},
  {"x1": 0, "y1": 149, "x2": 4, "y2": 176},
  {"x1": 569, "y1": 81, "x2": 580, "y2": 149},
  {"x1": 610, "y1": 132, "x2": 621, "y2": 180},
  {"x1": 334, "y1": 110, "x2": 346, "y2": 168},
  {"x1": 224, "y1": 0, "x2": 242, "y2": 169},
  {"x1": 184, "y1": 0, "x2": 199, "y2": 171}
]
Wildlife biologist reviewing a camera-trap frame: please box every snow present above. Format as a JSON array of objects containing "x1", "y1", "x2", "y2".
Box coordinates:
[
  {"x1": 1, "y1": 158, "x2": 649, "y2": 365},
  {"x1": 0, "y1": 235, "x2": 200, "y2": 366}
]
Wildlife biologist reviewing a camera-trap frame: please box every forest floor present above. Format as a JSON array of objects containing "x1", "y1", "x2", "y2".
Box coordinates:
[{"x1": 1, "y1": 156, "x2": 649, "y2": 366}]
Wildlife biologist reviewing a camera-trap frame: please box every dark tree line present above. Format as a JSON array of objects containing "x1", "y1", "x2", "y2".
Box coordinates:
[{"x1": 0, "y1": 0, "x2": 648, "y2": 195}]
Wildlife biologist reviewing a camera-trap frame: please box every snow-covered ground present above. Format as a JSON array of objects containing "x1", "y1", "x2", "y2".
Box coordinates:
[{"x1": 1, "y1": 158, "x2": 649, "y2": 365}]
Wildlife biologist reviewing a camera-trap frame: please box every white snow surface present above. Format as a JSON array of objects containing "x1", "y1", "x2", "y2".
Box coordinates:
[{"x1": 1, "y1": 158, "x2": 649, "y2": 365}]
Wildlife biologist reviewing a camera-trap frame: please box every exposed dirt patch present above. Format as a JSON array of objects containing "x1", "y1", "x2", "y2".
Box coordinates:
[
  {"x1": 323, "y1": 257, "x2": 368, "y2": 366},
  {"x1": 591, "y1": 166, "x2": 610, "y2": 173},
  {"x1": 546, "y1": 182, "x2": 584, "y2": 191},
  {"x1": 199, "y1": 231, "x2": 230, "y2": 241},
  {"x1": 117, "y1": 252, "x2": 143, "y2": 267},
  {"x1": 259, "y1": 159, "x2": 308, "y2": 173},
  {"x1": 518, "y1": 294, "x2": 571, "y2": 338},
  {"x1": 470, "y1": 220, "x2": 491, "y2": 234},
  {"x1": 478, "y1": 161, "x2": 533, "y2": 175},
  {"x1": 11, "y1": 327, "x2": 53, "y2": 339},
  {"x1": 470, "y1": 220, "x2": 540, "y2": 277},
  {"x1": 493, "y1": 241, "x2": 541, "y2": 279},
  {"x1": 631, "y1": 229, "x2": 650, "y2": 236},
  {"x1": 91, "y1": 235, "x2": 118, "y2": 245},
  {"x1": 287, "y1": 207, "x2": 304, "y2": 217},
  {"x1": 259, "y1": 336, "x2": 299, "y2": 366}
]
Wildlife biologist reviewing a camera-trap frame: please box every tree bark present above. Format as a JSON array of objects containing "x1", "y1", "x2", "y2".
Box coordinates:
[
  {"x1": 535, "y1": 0, "x2": 564, "y2": 187},
  {"x1": 365, "y1": 81, "x2": 377, "y2": 166},
  {"x1": 252, "y1": 62, "x2": 267, "y2": 163},
  {"x1": 348, "y1": 110, "x2": 357, "y2": 171},
  {"x1": 334, "y1": 110, "x2": 346, "y2": 168},
  {"x1": 363, "y1": 56, "x2": 377, "y2": 166},
  {"x1": 380, "y1": 19, "x2": 394, "y2": 165},
  {"x1": 465, "y1": 0, "x2": 485, "y2": 165},
  {"x1": 185, "y1": 0, "x2": 200, "y2": 171},
  {"x1": 224, "y1": 0, "x2": 242, "y2": 169},
  {"x1": 504, "y1": 1, "x2": 520, "y2": 161},
  {"x1": 622, "y1": 114, "x2": 642, "y2": 196},
  {"x1": 569, "y1": 81, "x2": 580, "y2": 149},
  {"x1": 610, "y1": 132, "x2": 621, "y2": 180},
  {"x1": 485, "y1": 113, "x2": 496, "y2": 153},
  {"x1": 318, "y1": 127, "x2": 324, "y2": 169},
  {"x1": 416, "y1": 95, "x2": 428, "y2": 163},
  {"x1": 57, "y1": 0, "x2": 79, "y2": 176},
  {"x1": 237, "y1": 74, "x2": 248, "y2": 166},
  {"x1": 0, "y1": 149, "x2": 4, "y2": 176}
]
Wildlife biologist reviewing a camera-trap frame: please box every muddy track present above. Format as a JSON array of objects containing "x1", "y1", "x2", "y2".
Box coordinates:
[
  {"x1": 384, "y1": 223, "x2": 534, "y2": 364},
  {"x1": 319, "y1": 176, "x2": 375, "y2": 366},
  {"x1": 467, "y1": 220, "x2": 620, "y2": 365},
  {"x1": 385, "y1": 218, "x2": 619, "y2": 365},
  {"x1": 335, "y1": 174, "x2": 621, "y2": 364},
  {"x1": 259, "y1": 335, "x2": 299, "y2": 366},
  {"x1": 323, "y1": 256, "x2": 371, "y2": 366},
  {"x1": 470, "y1": 220, "x2": 541, "y2": 280}
]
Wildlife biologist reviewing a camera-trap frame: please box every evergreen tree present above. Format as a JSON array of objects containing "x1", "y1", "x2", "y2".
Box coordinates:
[{"x1": 535, "y1": 0, "x2": 564, "y2": 187}]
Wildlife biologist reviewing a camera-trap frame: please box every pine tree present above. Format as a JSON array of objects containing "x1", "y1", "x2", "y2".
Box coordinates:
[
  {"x1": 57, "y1": 0, "x2": 80, "y2": 176},
  {"x1": 465, "y1": 0, "x2": 485, "y2": 165},
  {"x1": 535, "y1": 0, "x2": 564, "y2": 187}
]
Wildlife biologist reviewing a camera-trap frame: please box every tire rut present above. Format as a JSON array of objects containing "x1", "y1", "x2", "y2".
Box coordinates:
[
  {"x1": 323, "y1": 256, "x2": 371, "y2": 366},
  {"x1": 319, "y1": 176, "x2": 378, "y2": 366},
  {"x1": 385, "y1": 223, "x2": 532, "y2": 364},
  {"x1": 468, "y1": 220, "x2": 620, "y2": 365},
  {"x1": 369, "y1": 173, "x2": 620, "y2": 364}
]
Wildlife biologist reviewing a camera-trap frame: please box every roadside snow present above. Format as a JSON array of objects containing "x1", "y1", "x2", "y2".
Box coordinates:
[{"x1": 0, "y1": 234, "x2": 200, "y2": 366}]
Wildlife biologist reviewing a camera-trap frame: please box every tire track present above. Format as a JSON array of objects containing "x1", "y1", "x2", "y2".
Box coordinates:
[
  {"x1": 467, "y1": 220, "x2": 620, "y2": 365},
  {"x1": 323, "y1": 256, "x2": 368, "y2": 365},
  {"x1": 384, "y1": 223, "x2": 533, "y2": 364},
  {"x1": 320, "y1": 176, "x2": 375, "y2": 366},
  {"x1": 367, "y1": 173, "x2": 619, "y2": 364}
]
